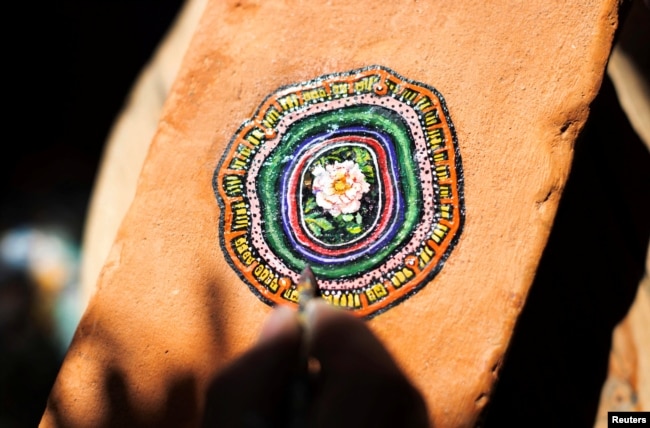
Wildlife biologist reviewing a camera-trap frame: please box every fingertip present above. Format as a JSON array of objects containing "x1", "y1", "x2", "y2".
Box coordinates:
[
  {"x1": 258, "y1": 304, "x2": 300, "y2": 344},
  {"x1": 304, "y1": 298, "x2": 350, "y2": 326},
  {"x1": 306, "y1": 299, "x2": 406, "y2": 375}
]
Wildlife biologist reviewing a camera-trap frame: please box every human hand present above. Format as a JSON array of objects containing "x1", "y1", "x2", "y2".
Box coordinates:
[{"x1": 202, "y1": 300, "x2": 430, "y2": 428}]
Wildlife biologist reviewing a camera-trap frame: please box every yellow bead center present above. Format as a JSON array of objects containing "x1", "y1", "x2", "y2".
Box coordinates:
[{"x1": 333, "y1": 176, "x2": 351, "y2": 194}]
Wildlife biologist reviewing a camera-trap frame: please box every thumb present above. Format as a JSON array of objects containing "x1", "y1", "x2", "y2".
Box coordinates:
[{"x1": 202, "y1": 306, "x2": 302, "y2": 427}]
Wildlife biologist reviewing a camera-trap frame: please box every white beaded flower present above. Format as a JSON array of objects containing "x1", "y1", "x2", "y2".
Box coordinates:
[{"x1": 311, "y1": 160, "x2": 371, "y2": 217}]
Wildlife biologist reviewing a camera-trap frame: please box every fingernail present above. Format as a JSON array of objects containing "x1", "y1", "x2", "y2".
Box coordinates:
[
  {"x1": 258, "y1": 305, "x2": 296, "y2": 344},
  {"x1": 304, "y1": 298, "x2": 338, "y2": 328},
  {"x1": 303, "y1": 298, "x2": 322, "y2": 327}
]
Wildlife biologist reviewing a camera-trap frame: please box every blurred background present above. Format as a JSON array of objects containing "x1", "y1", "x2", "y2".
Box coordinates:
[{"x1": 1, "y1": 1, "x2": 184, "y2": 426}]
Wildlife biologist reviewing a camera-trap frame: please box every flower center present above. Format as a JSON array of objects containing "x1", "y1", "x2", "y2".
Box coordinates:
[
  {"x1": 310, "y1": 160, "x2": 371, "y2": 217},
  {"x1": 332, "y1": 175, "x2": 352, "y2": 194}
]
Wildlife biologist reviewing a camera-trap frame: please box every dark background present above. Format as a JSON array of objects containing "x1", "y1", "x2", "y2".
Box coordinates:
[
  {"x1": 1, "y1": 1, "x2": 184, "y2": 426},
  {"x1": 2, "y1": 0, "x2": 184, "y2": 236},
  {"x1": 0, "y1": 1, "x2": 648, "y2": 427}
]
